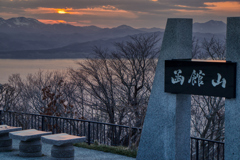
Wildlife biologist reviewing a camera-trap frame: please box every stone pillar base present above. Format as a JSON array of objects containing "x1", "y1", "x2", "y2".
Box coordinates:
[
  {"x1": 19, "y1": 138, "x2": 42, "y2": 157},
  {"x1": 0, "y1": 145, "x2": 12, "y2": 152},
  {"x1": 51, "y1": 143, "x2": 74, "y2": 160},
  {"x1": 0, "y1": 133, "x2": 12, "y2": 152}
]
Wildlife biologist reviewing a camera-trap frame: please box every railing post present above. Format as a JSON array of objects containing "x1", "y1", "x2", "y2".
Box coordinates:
[
  {"x1": 114, "y1": 125, "x2": 117, "y2": 145},
  {"x1": 191, "y1": 138, "x2": 193, "y2": 160},
  {"x1": 202, "y1": 141, "x2": 205, "y2": 160},
  {"x1": 88, "y1": 122, "x2": 91, "y2": 145},
  {"x1": 196, "y1": 139, "x2": 199, "y2": 160},
  {"x1": 223, "y1": 144, "x2": 225, "y2": 160},
  {"x1": 0, "y1": 110, "x2": 3, "y2": 125},
  {"x1": 12, "y1": 112, "x2": 14, "y2": 126},
  {"x1": 42, "y1": 116, "x2": 45, "y2": 131},
  {"x1": 111, "y1": 125, "x2": 114, "y2": 146}
]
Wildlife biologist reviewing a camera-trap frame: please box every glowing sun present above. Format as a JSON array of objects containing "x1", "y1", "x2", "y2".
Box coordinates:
[{"x1": 57, "y1": 10, "x2": 67, "y2": 14}]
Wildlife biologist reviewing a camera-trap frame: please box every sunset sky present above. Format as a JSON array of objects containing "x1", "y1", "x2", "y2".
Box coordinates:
[{"x1": 0, "y1": 0, "x2": 240, "y2": 28}]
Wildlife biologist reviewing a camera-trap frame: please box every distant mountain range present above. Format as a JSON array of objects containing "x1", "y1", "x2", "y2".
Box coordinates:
[
  {"x1": 0, "y1": 17, "x2": 227, "y2": 59},
  {"x1": 193, "y1": 20, "x2": 226, "y2": 34}
]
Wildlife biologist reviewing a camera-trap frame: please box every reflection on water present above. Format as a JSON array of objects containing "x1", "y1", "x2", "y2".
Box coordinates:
[{"x1": 0, "y1": 59, "x2": 84, "y2": 84}]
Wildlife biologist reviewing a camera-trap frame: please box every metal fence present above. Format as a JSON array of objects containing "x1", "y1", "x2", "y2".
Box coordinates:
[
  {"x1": 0, "y1": 110, "x2": 224, "y2": 159},
  {"x1": 0, "y1": 110, "x2": 141, "y2": 146},
  {"x1": 191, "y1": 137, "x2": 224, "y2": 160}
]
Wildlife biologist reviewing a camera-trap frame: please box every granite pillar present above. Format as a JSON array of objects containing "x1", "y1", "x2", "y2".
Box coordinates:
[
  {"x1": 225, "y1": 17, "x2": 240, "y2": 159},
  {"x1": 137, "y1": 18, "x2": 192, "y2": 160}
]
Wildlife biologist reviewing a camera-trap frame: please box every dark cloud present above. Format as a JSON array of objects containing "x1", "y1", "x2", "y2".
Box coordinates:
[{"x1": 1, "y1": 0, "x2": 233, "y2": 11}]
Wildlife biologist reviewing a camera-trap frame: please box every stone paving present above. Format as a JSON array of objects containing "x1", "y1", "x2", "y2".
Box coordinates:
[{"x1": 0, "y1": 139, "x2": 136, "y2": 160}]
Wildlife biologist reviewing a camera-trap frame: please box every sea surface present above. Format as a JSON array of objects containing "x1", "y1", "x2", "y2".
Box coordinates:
[{"x1": 0, "y1": 59, "x2": 84, "y2": 84}]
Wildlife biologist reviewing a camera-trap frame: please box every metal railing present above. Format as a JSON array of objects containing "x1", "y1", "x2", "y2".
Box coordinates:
[
  {"x1": 191, "y1": 137, "x2": 224, "y2": 160},
  {"x1": 0, "y1": 110, "x2": 141, "y2": 146},
  {"x1": 0, "y1": 110, "x2": 225, "y2": 159}
]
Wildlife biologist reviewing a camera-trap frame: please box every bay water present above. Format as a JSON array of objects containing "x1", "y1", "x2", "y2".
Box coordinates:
[{"x1": 0, "y1": 59, "x2": 83, "y2": 84}]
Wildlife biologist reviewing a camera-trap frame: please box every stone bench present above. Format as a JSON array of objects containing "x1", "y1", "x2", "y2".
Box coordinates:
[
  {"x1": 9, "y1": 129, "x2": 51, "y2": 157},
  {"x1": 0, "y1": 125, "x2": 22, "y2": 151},
  {"x1": 42, "y1": 133, "x2": 86, "y2": 160}
]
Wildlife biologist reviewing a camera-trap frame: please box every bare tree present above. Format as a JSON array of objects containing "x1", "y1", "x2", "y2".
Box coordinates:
[
  {"x1": 191, "y1": 36, "x2": 226, "y2": 142},
  {"x1": 2, "y1": 70, "x2": 81, "y2": 118},
  {"x1": 110, "y1": 33, "x2": 160, "y2": 127},
  {"x1": 0, "y1": 74, "x2": 23, "y2": 111},
  {"x1": 191, "y1": 96, "x2": 225, "y2": 141},
  {"x1": 70, "y1": 50, "x2": 117, "y2": 124},
  {"x1": 201, "y1": 36, "x2": 226, "y2": 60},
  {"x1": 69, "y1": 34, "x2": 160, "y2": 147},
  {"x1": 70, "y1": 33, "x2": 160, "y2": 126},
  {"x1": 192, "y1": 37, "x2": 201, "y2": 59}
]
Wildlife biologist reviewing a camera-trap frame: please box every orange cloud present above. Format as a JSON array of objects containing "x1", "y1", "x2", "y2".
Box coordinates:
[
  {"x1": 204, "y1": 1, "x2": 240, "y2": 13},
  {"x1": 172, "y1": 1, "x2": 240, "y2": 16},
  {"x1": 38, "y1": 19, "x2": 92, "y2": 26},
  {"x1": 25, "y1": 7, "x2": 71, "y2": 14},
  {"x1": 24, "y1": 6, "x2": 137, "y2": 18},
  {"x1": 175, "y1": 5, "x2": 192, "y2": 8},
  {"x1": 38, "y1": 19, "x2": 67, "y2": 24},
  {"x1": 25, "y1": 7, "x2": 56, "y2": 14}
]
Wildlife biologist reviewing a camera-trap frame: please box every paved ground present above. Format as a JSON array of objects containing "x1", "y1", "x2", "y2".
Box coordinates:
[{"x1": 0, "y1": 139, "x2": 136, "y2": 160}]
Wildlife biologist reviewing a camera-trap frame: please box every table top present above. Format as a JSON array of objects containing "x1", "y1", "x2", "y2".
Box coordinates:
[
  {"x1": 9, "y1": 129, "x2": 52, "y2": 141},
  {"x1": 42, "y1": 133, "x2": 86, "y2": 146},
  {"x1": 0, "y1": 125, "x2": 22, "y2": 134}
]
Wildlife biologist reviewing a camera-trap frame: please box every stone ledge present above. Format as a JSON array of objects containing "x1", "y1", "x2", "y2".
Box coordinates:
[
  {"x1": 0, "y1": 125, "x2": 22, "y2": 134},
  {"x1": 9, "y1": 129, "x2": 52, "y2": 141},
  {"x1": 42, "y1": 133, "x2": 86, "y2": 146}
]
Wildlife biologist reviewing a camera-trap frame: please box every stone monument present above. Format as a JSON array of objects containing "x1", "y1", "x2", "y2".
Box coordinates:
[
  {"x1": 225, "y1": 17, "x2": 240, "y2": 159},
  {"x1": 137, "y1": 18, "x2": 192, "y2": 160}
]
